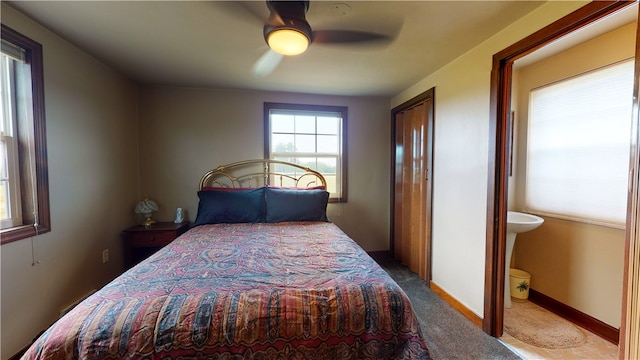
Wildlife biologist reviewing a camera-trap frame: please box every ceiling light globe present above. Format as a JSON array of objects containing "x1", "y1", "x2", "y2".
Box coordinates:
[{"x1": 267, "y1": 29, "x2": 309, "y2": 56}]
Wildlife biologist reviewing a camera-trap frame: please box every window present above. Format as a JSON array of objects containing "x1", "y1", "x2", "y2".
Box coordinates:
[
  {"x1": 1, "y1": 49, "x2": 21, "y2": 228},
  {"x1": 0, "y1": 25, "x2": 50, "y2": 244},
  {"x1": 264, "y1": 103, "x2": 347, "y2": 202},
  {"x1": 525, "y1": 60, "x2": 634, "y2": 227}
]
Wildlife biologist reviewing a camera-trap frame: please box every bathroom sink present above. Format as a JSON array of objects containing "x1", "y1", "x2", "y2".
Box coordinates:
[
  {"x1": 507, "y1": 211, "x2": 544, "y2": 234},
  {"x1": 504, "y1": 211, "x2": 544, "y2": 308}
]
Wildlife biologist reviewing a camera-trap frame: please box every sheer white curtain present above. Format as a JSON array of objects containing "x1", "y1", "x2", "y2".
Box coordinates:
[{"x1": 525, "y1": 59, "x2": 634, "y2": 226}]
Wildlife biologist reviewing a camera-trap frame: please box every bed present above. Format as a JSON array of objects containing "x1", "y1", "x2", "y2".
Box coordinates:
[{"x1": 22, "y1": 160, "x2": 430, "y2": 359}]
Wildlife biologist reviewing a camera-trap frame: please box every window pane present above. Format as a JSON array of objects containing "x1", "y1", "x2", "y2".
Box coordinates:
[
  {"x1": 295, "y1": 115, "x2": 316, "y2": 133},
  {"x1": 1, "y1": 55, "x2": 9, "y2": 134},
  {"x1": 317, "y1": 116, "x2": 339, "y2": 135},
  {"x1": 0, "y1": 56, "x2": 12, "y2": 223},
  {"x1": 318, "y1": 157, "x2": 336, "y2": 172},
  {"x1": 0, "y1": 140, "x2": 6, "y2": 178},
  {"x1": 272, "y1": 134, "x2": 294, "y2": 153},
  {"x1": 0, "y1": 84, "x2": 4, "y2": 134},
  {"x1": 273, "y1": 156, "x2": 295, "y2": 164},
  {"x1": 0, "y1": 140, "x2": 9, "y2": 219},
  {"x1": 271, "y1": 113, "x2": 294, "y2": 133},
  {"x1": 317, "y1": 135, "x2": 338, "y2": 153},
  {"x1": 295, "y1": 134, "x2": 316, "y2": 152},
  {"x1": 318, "y1": 158, "x2": 338, "y2": 194},
  {"x1": 0, "y1": 180, "x2": 8, "y2": 220},
  {"x1": 297, "y1": 157, "x2": 317, "y2": 169}
]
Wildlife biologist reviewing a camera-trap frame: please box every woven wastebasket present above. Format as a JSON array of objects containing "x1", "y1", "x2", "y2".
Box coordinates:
[{"x1": 509, "y1": 268, "x2": 531, "y2": 301}]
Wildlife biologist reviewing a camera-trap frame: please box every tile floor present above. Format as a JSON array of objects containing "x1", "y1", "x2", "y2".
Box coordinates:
[{"x1": 500, "y1": 303, "x2": 618, "y2": 359}]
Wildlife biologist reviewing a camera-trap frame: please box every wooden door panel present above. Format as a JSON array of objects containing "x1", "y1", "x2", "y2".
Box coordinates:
[
  {"x1": 393, "y1": 94, "x2": 433, "y2": 282},
  {"x1": 394, "y1": 112, "x2": 405, "y2": 261}
]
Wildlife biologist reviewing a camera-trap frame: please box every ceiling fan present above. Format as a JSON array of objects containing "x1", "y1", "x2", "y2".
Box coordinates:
[{"x1": 250, "y1": 1, "x2": 398, "y2": 77}]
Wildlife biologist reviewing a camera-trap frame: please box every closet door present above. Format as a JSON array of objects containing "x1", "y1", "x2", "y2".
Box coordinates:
[{"x1": 393, "y1": 92, "x2": 433, "y2": 281}]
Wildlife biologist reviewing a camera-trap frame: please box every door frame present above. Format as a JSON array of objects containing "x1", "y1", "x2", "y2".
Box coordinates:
[
  {"x1": 484, "y1": 3, "x2": 637, "y2": 356},
  {"x1": 390, "y1": 87, "x2": 435, "y2": 282}
]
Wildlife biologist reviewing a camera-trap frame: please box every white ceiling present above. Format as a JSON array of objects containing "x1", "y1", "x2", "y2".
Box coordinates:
[{"x1": 6, "y1": 1, "x2": 546, "y2": 97}]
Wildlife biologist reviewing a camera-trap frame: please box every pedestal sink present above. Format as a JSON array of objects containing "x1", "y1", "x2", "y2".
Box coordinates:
[{"x1": 505, "y1": 211, "x2": 544, "y2": 308}]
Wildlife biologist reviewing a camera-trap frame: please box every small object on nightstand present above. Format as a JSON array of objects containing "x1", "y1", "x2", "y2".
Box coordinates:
[
  {"x1": 123, "y1": 221, "x2": 189, "y2": 268},
  {"x1": 134, "y1": 197, "x2": 159, "y2": 227},
  {"x1": 174, "y1": 208, "x2": 183, "y2": 223}
]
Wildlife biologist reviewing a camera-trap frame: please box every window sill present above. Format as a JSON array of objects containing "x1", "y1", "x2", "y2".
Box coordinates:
[
  {"x1": 522, "y1": 209, "x2": 626, "y2": 230},
  {"x1": 1, "y1": 224, "x2": 50, "y2": 245}
]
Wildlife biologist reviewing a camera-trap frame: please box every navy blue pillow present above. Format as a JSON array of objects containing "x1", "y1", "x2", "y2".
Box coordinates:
[
  {"x1": 265, "y1": 187, "x2": 329, "y2": 223},
  {"x1": 193, "y1": 188, "x2": 266, "y2": 226}
]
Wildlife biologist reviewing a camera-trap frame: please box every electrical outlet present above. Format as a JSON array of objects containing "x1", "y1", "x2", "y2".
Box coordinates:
[{"x1": 102, "y1": 249, "x2": 109, "y2": 263}]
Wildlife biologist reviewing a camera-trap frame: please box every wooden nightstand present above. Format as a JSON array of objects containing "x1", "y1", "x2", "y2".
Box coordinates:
[{"x1": 123, "y1": 221, "x2": 190, "y2": 268}]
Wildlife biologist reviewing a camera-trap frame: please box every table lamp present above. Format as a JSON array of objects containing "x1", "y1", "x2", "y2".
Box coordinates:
[{"x1": 134, "y1": 198, "x2": 159, "y2": 227}]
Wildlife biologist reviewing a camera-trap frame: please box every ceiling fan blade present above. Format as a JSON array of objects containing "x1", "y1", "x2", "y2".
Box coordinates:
[
  {"x1": 312, "y1": 30, "x2": 392, "y2": 45},
  {"x1": 213, "y1": 1, "x2": 270, "y2": 26},
  {"x1": 252, "y1": 49, "x2": 284, "y2": 78}
]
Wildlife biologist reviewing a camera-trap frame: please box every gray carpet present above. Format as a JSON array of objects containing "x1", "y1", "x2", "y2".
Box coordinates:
[{"x1": 374, "y1": 255, "x2": 522, "y2": 360}]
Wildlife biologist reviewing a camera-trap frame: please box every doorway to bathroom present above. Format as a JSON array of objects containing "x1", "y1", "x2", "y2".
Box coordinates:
[
  {"x1": 502, "y1": 15, "x2": 634, "y2": 359},
  {"x1": 484, "y1": 2, "x2": 640, "y2": 358}
]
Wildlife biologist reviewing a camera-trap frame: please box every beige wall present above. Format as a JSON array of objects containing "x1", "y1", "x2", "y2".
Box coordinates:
[
  {"x1": 137, "y1": 86, "x2": 392, "y2": 251},
  {"x1": 391, "y1": 1, "x2": 589, "y2": 317},
  {"x1": 511, "y1": 22, "x2": 636, "y2": 328},
  {"x1": 0, "y1": 4, "x2": 140, "y2": 358}
]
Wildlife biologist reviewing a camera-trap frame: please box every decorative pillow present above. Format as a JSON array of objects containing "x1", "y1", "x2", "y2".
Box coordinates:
[
  {"x1": 193, "y1": 188, "x2": 266, "y2": 226},
  {"x1": 267, "y1": 185, "x2": 326, "y2": 191},
  {"x1": 265, "y1": 187, "x2": 329, "y2": 223},
  {"x1": 201, "y1": 187, "x2": 257, "y2": 192}
]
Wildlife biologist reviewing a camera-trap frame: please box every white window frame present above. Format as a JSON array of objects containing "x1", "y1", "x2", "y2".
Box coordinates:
[
  {"x1": 264, "y1": 102, "x2": 347, "y2": 202},
  {"x1": 1, "y1": 54, "x2": 22, "y2": 229}
]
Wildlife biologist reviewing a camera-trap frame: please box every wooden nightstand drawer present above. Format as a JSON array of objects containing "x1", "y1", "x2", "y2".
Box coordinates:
[
  {"x1": 129, "y1": 231, "x2": 175, "y2": 247},
  {"x1": 124, "y1": 221, "x2": 189, "y2": 268}
]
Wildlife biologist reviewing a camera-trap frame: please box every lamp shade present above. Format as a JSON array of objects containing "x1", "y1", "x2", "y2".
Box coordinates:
[
  {"x1": 134, "y1": 198, "x2": 159, "y2": 226},
  {"x1": 267, "y1": 28, "x2": 309, "y2": 56}
]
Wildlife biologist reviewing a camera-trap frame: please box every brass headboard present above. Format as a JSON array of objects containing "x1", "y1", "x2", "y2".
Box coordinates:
[{"x1": 199, "y1": 159, "x2": 327, "y2": 190}]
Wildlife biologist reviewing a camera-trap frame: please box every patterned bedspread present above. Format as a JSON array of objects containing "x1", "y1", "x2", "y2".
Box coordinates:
[{"x1": 23, "y1": 222, "x2": 430, "y2": 359}]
